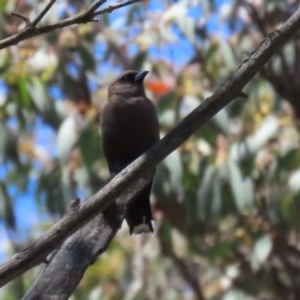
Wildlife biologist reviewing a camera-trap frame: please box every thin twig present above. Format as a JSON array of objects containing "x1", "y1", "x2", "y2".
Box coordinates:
[
  {"x1": 31, "y1": 0, "x2": 57, "y2": 28},
  {"x1": 242, "y1": 0, "x2": 268, "y2": 36},
  {"x1": 92, "y1": 0, "x2": 142, "y2": 16},
  {"x1": 10, "y1": 12, "x2": 31, "y2": 26},
  {"x1": 0, "y1": 0, "x2": 143, "y2": 50},
  {"x1": 170, "y1": 252, "x2": 205, "y2": 300},
  {"x1": 85, "y1": 0, "x2": 107, "y2": 15}
]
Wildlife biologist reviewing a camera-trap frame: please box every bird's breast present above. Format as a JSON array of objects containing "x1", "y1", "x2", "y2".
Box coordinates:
[
  {"x1": 101, "y1": 97, "x2": 159, "y2": 165},
  {"x1": 105, "y1": 99, "x2": 151, "y2": 131}
]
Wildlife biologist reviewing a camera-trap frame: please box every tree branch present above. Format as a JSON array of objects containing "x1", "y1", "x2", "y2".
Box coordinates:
[
  {"x1": 0, "y1": 0, "x2": 143, "y2": 49},
  {"x1": 22, "y1": 208, "x2": 122, "y2": 299},
  {"x1": 91, "y1": 0, "x2": 141, "y2": 17},
  {"x1": 21, "y1": 173, "x2": 152, "y2": 299},
  {"x1": 30, "y1": 0, "x2": 57, "y2": 28},
  {"x1": 1, "y1": 4, "x2": 300, "y2": 291},
  {"x1": 22, "y1": 174, "x2": 152, "y2": 299},
  {"x1": 169, "y1": 251, "x2": 204, "y2": 300}
]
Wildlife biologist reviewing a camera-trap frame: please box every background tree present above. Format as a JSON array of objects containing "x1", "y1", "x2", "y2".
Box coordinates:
[{"x1": 1, "y1": 0, "x2": 300, "y2": 299}]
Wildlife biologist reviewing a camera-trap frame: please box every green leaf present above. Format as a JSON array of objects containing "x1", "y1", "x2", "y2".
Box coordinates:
[
  {"x1": 36, "y1": 168, "x2": 66, "y2": 215},
  {"x1": 26, "y1": 76, "x2": 50, "y2": 113},
  {"x1": 158, "y1": 219, "x2": 173, "y2": 255},
  {"x1": 213, "y1": 107, "x2": 230, "y2": 134},
  {"x1": 198, "y1": 165, "x2": 222, "y2": 220},
  {"x1": 157, "y1": 92, "x2": 176, "y2": 114},
  {"x1": 277, "y1": 149, "x2": 300, "y2": 173},
  {"x1": 17, "y1": 77, "x2": 32, "y2": 109},
  {"x1": 57, "y1": 115, "x2": 81, "y2": 164},
  {"x1": 227, "y1": 161, "x2": 254, "y2": 212},
  {"x1": 176, "y1": 16, "x2": 196, "y2": 43},
  {"x1": 251, "y1": 235, "x2": 273, "y2": 271},
  {"x1": 159, "y1": 109, "x2": 176, "y2": 127},
  {"x1": 131, "y1": 51, "x2": 147, "y2": 70},
  {"x1": 0, "y1": 125, "x2": 20, "y2": 164},
  {"x1": 162, "y1": 150, "x2": 182, "y2": 189},
  {"x1": 0, "y1": 182, "x2": 16, "y2": 229},
  {"x1": 78, "y1": 45, "x2": 95, "y2": 71},
  {"x1": 78, "y1": 126, "x2": 102, "y2": 169}
]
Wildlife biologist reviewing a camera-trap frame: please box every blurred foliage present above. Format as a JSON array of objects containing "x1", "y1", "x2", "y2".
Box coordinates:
[{"x1": 1, "y1": 0, "x2": 300, "y2": 299}]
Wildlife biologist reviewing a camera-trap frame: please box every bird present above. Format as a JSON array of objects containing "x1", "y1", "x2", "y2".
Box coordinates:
[{"x1": 100, "y1": 70, "x2": 160, "y2": 234}]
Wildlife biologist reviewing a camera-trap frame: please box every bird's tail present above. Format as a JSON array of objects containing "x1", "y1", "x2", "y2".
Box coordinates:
[{"x1": 126, "y1": 184, "x2": 154, "y2": 235}]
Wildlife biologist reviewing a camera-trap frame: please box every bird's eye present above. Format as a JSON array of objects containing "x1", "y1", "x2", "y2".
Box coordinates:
[{"x1": 122, "y1": 75, "x2": 128, "y2": 81}]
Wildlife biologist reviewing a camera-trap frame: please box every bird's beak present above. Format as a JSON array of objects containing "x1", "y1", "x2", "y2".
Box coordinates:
[{"x1": 134, "y1": 70, "x2": 149, "y2": 82}]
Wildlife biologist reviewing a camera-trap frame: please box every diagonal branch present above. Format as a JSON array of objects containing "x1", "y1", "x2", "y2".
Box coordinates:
[
  {"x1": 22, "y1": 174, "x2": 152, "y2": 299},
  {"x1": 31, "y1": 0, "x2": 57, "y2": 28},
  {"x1": 22, "y1": 215, "x2": 120, "y2": 300},
  {"x1": 1, "y1": 4, "x2": 300, "y2": 290},
  {"x1": 81, "y1": 0, "x2": 106, "y2": 16},
  {"x1": 92, "y1": 0, "x2": 143, "y2": 17},
  {"x1": 10, "y1": 12, "x2": 31, "y2": 26},
  {"x1": 22, "y1": 173, "x2": 153, "y2": 299},
  {"x1": 0, "y1": 0, "x2": 143, "y2": 49}
]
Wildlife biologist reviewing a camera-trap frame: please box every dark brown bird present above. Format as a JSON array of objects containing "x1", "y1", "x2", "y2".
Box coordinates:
[{"x1": 100, "y1": 70, "x2": 159, "y2": 234}]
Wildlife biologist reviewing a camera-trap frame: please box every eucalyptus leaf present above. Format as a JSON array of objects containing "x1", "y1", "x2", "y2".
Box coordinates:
[
  {"x1": 0, "y1": 182, "x2": 16, "y2": 229},
  {"x1": 251, "y1": 235, "x2": 273, "y2": 271},
  {"x1": 27, "y1": 76, "x2": 50, "y2": 113},
  {"x1": 227, "y1": 161, "x2": 254, "y2": 212},
  {"x1": 213, "y1": 107, "x2": 230, "y2": 134},
  {"x1": 18, "y1": 77, "x2": 32, "y2": 109},
  {"x1": 176, "y1": 16, "x2": 196, "y2": 43},
  {"x1": 198, "y1": 165, "x2": 222, "y2": 219},
  {"x1": 162, "y1": 149, "x2": 183, "y2": 189},
  {"x1": 57, "y1": 115, "x2": 83, "y2": 164}
]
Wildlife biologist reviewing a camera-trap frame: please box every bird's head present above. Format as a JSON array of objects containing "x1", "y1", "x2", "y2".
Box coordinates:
[{"x1": 108, "y1": 70, "x2": 149, "y2": 98}]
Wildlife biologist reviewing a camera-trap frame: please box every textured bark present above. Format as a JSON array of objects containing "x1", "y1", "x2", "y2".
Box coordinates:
[{"x1": 23, "y1": 214, "x2": 120, "y2": 300}]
